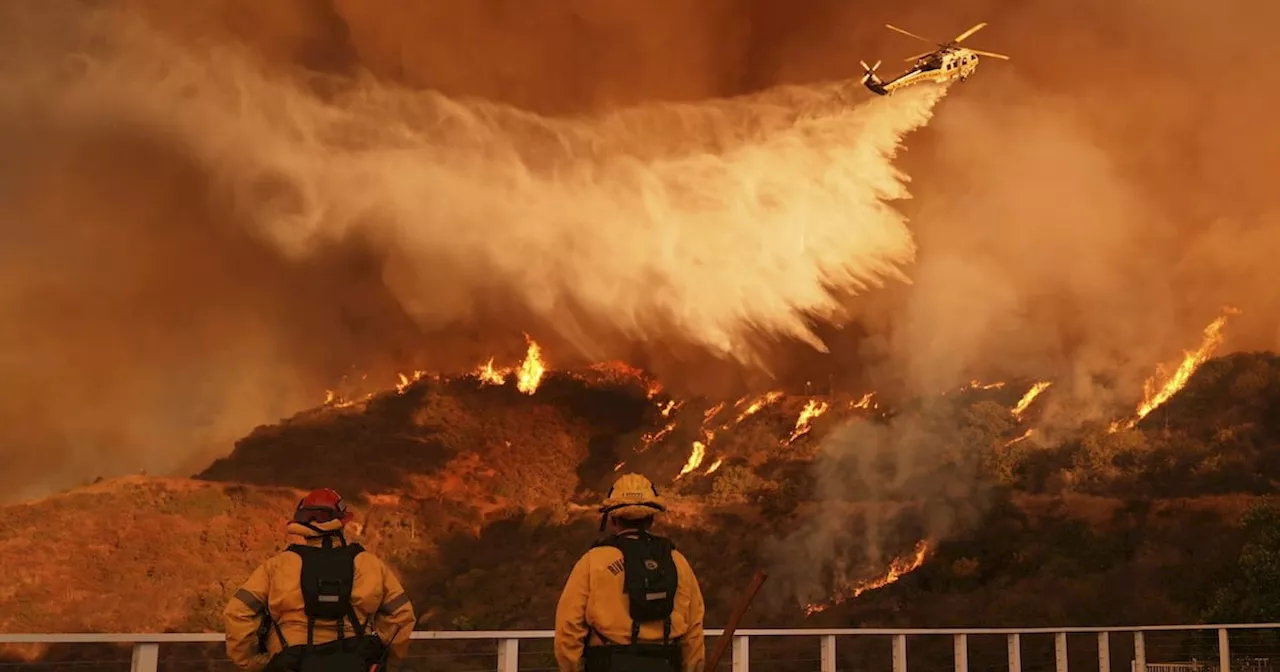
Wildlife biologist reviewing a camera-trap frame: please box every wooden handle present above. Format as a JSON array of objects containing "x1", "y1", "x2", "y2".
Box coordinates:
[{"x1": 706, "y1": 570, "x2": 768, "y2": 672}]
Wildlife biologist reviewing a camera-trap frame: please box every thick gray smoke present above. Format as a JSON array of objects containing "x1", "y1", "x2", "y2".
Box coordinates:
[{"x1": 762, "y1": 399, "x2": 997, "y2": 610}]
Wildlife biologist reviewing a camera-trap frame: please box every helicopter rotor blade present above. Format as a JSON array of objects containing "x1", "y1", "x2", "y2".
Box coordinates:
[
  {"x1": 885, "y1": 23, "x2": 936, "y2": 44},
  {"x1": 903, "y1": 50, "x2": 935, "y2": 62},
  {"x1": 952, "y1": 22, "x2": 988, "y2": 43},
  {"x1": 872, "y1": 59, "x2": 882, "y2": 71},
  {"x1": 967, "y1": 48, "x2": 1011, "y2": 60}
]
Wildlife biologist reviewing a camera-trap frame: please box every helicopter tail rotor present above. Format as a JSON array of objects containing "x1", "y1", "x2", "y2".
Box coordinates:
[{"x1": 859, "y1": 59, "x2": 883, "y2": 84}]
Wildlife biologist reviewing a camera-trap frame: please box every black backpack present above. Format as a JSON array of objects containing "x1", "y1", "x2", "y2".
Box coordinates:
[
  {"x1": 592, "y1": 531, "x2": 680, "y2": 646},
  {"x1": 266, "y1": 542, "x2": 386, "y2": 672}
]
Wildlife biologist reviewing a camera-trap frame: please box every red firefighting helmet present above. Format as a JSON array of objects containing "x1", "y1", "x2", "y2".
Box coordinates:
[{"x1": 293, "y1": 488, "x2": 353, "y2": 525}]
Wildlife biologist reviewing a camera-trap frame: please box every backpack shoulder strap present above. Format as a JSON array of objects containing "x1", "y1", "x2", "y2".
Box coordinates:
[
  {"x1": 638, "y1": 533, "x2": 678, "y2": 645},
  {"x1": 342, "y1": 544, "x2": 367, "y2": 638}
]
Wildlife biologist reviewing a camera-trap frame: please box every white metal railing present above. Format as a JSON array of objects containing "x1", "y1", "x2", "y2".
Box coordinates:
[{"x1": 1, "y1": 624, "x2": 1278, "y2": 672}]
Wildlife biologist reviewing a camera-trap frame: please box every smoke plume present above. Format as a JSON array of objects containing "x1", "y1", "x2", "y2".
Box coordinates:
[
  {"x1": 0, "y1": 3, "x2": 945, "y2": 500},
  {"x1": 762, "y1": 399, "x2": 995, "y2": 611},
  {"x1": 2, "y1": 0, "x2": 1279, "y2": 505}
]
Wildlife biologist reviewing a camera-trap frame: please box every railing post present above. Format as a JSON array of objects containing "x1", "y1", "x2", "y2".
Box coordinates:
[
  {"x1": 497, "y1": 637, "x2": 518, "y2": 672},
  {"x1": 1008, "y1": 634, "x2": 1022, "y2": 672},
  {"x1": 954, "y1": 633, "x2": 969, "y2": 672},
  {"x1": 1099, "y1": 632, "x2": 1111, "y2": 672},
  {"x1": 1055, "y1": 632, "x2": 1069, "y2": 672},
  {"x1": 1218, "y1": 628, "x2": 1230, "y2": 672},
  {"x1": 733, "y1": 635, "x2": 750, "y2": 672},
  {"x1": 820, "y1": 635, "x2": 837, "y2": 672},
  {"x1": 892, "y1": 634, "x2": 907, "y2": 672},
  {"x1": 1134, "y1": 631, "x2": 1146, "y2": 672},
  {"x1": 130, "y1": 643, "x2": 159, "y2": 672}
]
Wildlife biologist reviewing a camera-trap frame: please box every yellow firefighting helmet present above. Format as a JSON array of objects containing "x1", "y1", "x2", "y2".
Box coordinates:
[{"x1": 599, "y1": 473, "x2": 666, "y2": 530}]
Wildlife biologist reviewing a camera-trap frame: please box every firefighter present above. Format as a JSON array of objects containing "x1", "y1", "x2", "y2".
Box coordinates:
[
  {"x1": 223, "y1": 488, "x2": 416, "y2": 672},
  {"x1": 555, "y1": 473, "x2": 706, "y2": 672}
]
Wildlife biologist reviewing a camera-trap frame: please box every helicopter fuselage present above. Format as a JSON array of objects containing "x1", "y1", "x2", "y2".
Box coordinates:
[{"x1": 863, "y1": 48, "x2": 981, "y2": 96}]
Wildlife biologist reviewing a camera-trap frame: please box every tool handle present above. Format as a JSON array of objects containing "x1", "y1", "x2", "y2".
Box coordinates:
[{"x1": 706, "y1": 570, "x2": 768, "y2": 672}]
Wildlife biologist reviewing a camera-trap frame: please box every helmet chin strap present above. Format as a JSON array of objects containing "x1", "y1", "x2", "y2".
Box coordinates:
[{"x1": 299, "y1": 520, "x2": 347, "y2": 547}]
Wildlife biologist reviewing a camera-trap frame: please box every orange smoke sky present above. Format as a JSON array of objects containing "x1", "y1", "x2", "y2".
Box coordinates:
[{"x1": 1, "y1": 0, "x2": 1277, "y2": 501}]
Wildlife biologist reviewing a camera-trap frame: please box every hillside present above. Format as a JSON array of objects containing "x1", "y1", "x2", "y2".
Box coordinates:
[{"x1": 2, "y1": 352, "x2": 1280, "y2": 669}]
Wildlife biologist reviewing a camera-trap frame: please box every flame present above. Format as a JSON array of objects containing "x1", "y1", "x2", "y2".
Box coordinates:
[
  {"x1": 471, "y1": 338, "x2": 546, "y2": 394},
  {"x1": 646, "y1": 381, "x2": 663, "y2": 399},
  {"x1": 964, "y1": 379, "x2": 1005, "y2": 392},
  {"x1": 321, "y1": 388, "x2": 365, "y2": 409},
  {"x1": 704, "y1": 458, "x2": 723, "y2": 475},
  {"x1": 638, "y1": 421, "x2": 678, "y2": 451},
  {"x1": 395, "y1": 370, "x2": 427, "y2": 394},
  {"x1": 1011, "y1": 381, "x2": 1052, "y2": 419},
  {"x1": 614, "y1": 461, "x2": 626, "y2": 472},
  {"x1": 850, "y1": 392, "x2": 877, "y2": 410},
  {"x1": 784, "y1": 399, "x2": 830, "y2": 444},
  {"x1": 660, "y1": 400, "x2": 683, "y2": 418},
  {"x1": 475, "y1": 358, "x2": 510, "y2": 386},
  {"x1": 703, "y1": 402, "x2": 726, "y2": 422},
  {"x1": 676, "y1": 441, "x2": 707, "y2": 479},
  {"x1": 1111, "y1": 308, "x2": 1239, "y2": 432},
  {"x1": 735, "y1": 391, "x2": 784, "y2": 424},
  {"x1": 515, "y1": 339, "x2": 546, "y2": 395},
  {"x1": 1004, "y1": 429, "x2": 1034, "y2": 446},
  {"x1": 804, "y1": 540, "x2": 929, "y2": 616}
]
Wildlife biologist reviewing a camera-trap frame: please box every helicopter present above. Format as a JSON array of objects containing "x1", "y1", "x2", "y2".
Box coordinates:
[{"x1": 860, "y1": 22, "x2": 1010, "y2": 96}]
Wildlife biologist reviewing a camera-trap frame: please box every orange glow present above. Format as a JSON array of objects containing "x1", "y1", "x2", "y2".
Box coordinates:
[
  {"x1": 475, "y1": 358, "x2": 509, "y2": 386},
  {"x1": 515, "y1": 339, "x2": 546, "y2": 395},
  {"x1": 1111, "y1": 308, "x2": 1239, "y2": 431},
  {"x1": 470, "y1": 338, "x2": 546, "y2": 394},
  {"x1": 804, "y1": 540, "x2": 929, "y2": 616},
  {"x1": 675, "y1": 441, "x2": 707, "y2": 479},
  {"x1": 850, "y1": 392, "x2": 877, "y2": 410},
  {"x1": 784, "y1": 399, "x2": 830, "y2": 444},
  {"x1": 1011, "y1": 381, "x2": 1051, "y2": 419},
  {"x1": 395, "y1": 370, "x2": 426, "y2": 394},
  {"x1": 735, "y1": 391, "x2": 784, "y2": 424},
  {"x1": 638, "y1": 421, "x2": 678, "y2": 452},
  {"x1": 1004, "y1": 429, "x2": 1033, "y2": 446}
]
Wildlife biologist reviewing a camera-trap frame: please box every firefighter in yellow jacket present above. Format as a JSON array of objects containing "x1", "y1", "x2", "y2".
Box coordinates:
[
  {"x1": 224, "y1": 488, "x2": 416, "y2": 672},
  {"x1": 555, "y1": 473, "x2": 706, "y2": 672}
]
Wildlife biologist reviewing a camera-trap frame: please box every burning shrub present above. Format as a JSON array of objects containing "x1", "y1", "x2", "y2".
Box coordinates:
[{"x1": 709, "y1": 465, "x2": 767, "y2": 504}]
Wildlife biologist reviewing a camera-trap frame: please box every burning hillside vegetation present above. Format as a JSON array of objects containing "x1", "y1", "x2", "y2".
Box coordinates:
[
  {"x1": 1, "y1": 336, "x2": 1277, "y2": 642},
  {"x1": 195, "y1": 305, "x2": 1268, "y2": 616}
]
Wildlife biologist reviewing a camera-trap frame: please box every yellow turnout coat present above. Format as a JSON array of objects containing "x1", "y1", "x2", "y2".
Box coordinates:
[
  {"x1": 554, "y1": 533, "x2": 706, "y2": 672},
  {"x1": 223, "y1": 521, "x2": 416, "y2": 671}
]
